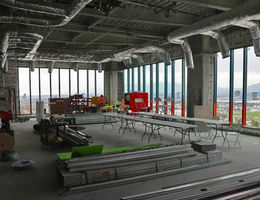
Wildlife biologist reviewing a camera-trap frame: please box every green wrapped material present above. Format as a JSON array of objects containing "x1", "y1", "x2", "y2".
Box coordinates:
[
  {"x1": 71, "y1": 145, "x2": 104, "y2": 158},
  {"x1": 57, "y1": 143, "x2": 164, "y2": 161}
]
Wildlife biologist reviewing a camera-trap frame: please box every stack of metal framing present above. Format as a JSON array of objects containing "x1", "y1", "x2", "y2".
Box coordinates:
[{"x1": 57, "y1": 144, "x2": 229, "y2": 195}]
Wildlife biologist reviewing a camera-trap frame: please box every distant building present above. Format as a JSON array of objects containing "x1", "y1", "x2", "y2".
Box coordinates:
[
  {"x1": 235, "y1": 90, "x2": 240, "y2": 96},
  {"x1": 252, "y1": 92, "x2": 258, "y2": 100}
]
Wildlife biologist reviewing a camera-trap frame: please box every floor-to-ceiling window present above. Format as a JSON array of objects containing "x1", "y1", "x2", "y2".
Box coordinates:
[
  {"x1": 40, "y1": 68, "x2": 50, "y2": 113},
  {"x1": 129, "y1": 68, "x2": 132, "y2": 92},
  {"x1": 134, "y1": 67, "x2": 138, "y2": 92},
  {"x1": 51, "y1": 69, "x2": 59, "y2": 98},
  {"x1": 145, "y1": 65, "x2": 150, "y2": 100},
  {"x1": 96, "y1": 71, "x2": 104, "y2": 96},
  {"x1": 153, "y1": 64, "x2": 156, "y2": 101},
  {"x1": 89, "y1": 70, "x2": 95, "y2": 97},
  {"x1": 70, "y1": 69, "x2": 78, "y2": 95},
  {"x1": 167, "y1": 63, "x2": 172, "y2": 98},
  {"x1": 233, "y1": 48, "x2": 244, "y2": 124},
  {"x1": 159, "y1": 62, "x2": 164, "y2": 100},
  {"x1": 247, "y1": 47, "x2": 260, "y2": 127},
  {"x1": 140, "y1": 66, "x2": 143, "y2": 92},
  {"x1": 31, "y1": 68, "x2": 39, "y2": 114},
  {"x1": 79, "y1": 69, "x2": 87, "y2": 97},
  {"x1": 60, "y1": 69, "x2": 69, "y2": 97},
  {"x1": 217, "y1": 52, "x2": 230, "y2": 121},
  {"x1": 19, "y1": 68, "x2": 30, "y2": 114},
  {"x1": 124, "y1": 69, "x2": 128, "y2": 93},
  {"x1": 175, "y1": 59, "x2": 182, "y2": 116}
]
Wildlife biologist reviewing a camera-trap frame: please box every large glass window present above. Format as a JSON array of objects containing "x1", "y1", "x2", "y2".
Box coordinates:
[
  {"x1": 168, "y1": 64, "x2": 172, "y2": 98},
  {"x1": 19, "y1": 68, "x2": 30, "y2": 114},
  {"x1": 134, "y1": 67, "x2": 138, "y2": 91},
  {"x1": 153, "y1": 64, "x2": 156, "y2": 101},
  {"x1": 159, "y1": 62, "x2": 164, "y2": 100},
  {"x1": 31, "y1": 68, "x2": 39, "y2": 114},
  {"x1": 89, "y1": 70, "x2": 95, "y2": 97},
  {"x1": 79, "y1": 70, "x2": 87, "y2": 97},
  {"x1": 140, "y1": 66, "x2": 143, "y2": 92},
  {"x1": 233, "y1": 48, "x2": 243, "y2": 124},
  {"x1": 145, "y1": 65, "x2": 150, "y2": 100},
  {"x1": 51, "y1": 69, "x2": 59, "y2": 98},
  {"x1": 129, "y1": 68, "x2": 132, "y2": 92},
  {"x1": 60, "y1": 69, "x2": 69, "y2": 97},
  {"x1": 40, "y1": 68, "x2": 50, "y2": 113},
  {"x1": 96, "y1": 70, "x2": 104, "y2": 96},
  {"x1": 217, "y1": 52, "x2": 230, "y2": 121},
  {"x1": 70, "y1": 69, "x2": 78, "y2": 95},
  {"x1": 124, "y1": 69, "x2": 127, "y2": 93},
  {"x1": 175, "y1": 60, "x2": 182, "y2": 116},
  {"x1": 247, "y1": 47, "x2": 260, "y2": 127}
]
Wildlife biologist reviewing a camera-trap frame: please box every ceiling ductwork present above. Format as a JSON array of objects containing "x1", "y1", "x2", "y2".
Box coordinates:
[
  {"x1": 0, "y1": 0, "x2": 93, "y2": 27},
  {"x1": 168, "y1": 0, "x2": 260, "y2": 68},
  {"x1": 202, "y1": 31, "x2": 230, "y2": 58},
  {"x1": 0, "y1": 32, "x2": 10, "y2": 70},
  {"x1": 0, "y1": 0, "x2": 65, "y2": 16},
  {"x1": 235, "y1": 21, "x2": 260, "y2": 56},
  {"x1": 170, "y1": 39, "x2": 194, "y2": 69}
]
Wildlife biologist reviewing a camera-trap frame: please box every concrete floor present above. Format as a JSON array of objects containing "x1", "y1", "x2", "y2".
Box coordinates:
[{"x1": 2, "y1": 118, "x2": 260, "y2": 200}]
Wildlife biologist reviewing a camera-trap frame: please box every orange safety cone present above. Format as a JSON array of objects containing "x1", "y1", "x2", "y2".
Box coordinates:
[{"x1": 121, "y1": 99, "x2": 125, "y2": 111}]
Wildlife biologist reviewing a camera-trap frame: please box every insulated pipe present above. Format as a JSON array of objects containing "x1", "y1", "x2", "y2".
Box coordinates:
[
  {"x1": 0, "y1": 0, "x2": 65, "y2": 16},
  {"x1": 0, "y1": 0, "x2": 93, "y2": 27},
  {"x1": 0, "y1": 32, "x2": 10, "y2": 70},
  {"x1": 23, "y1": 33, "x2": 43, "y2": 60},
  {"x1": 170, "y1": 39, "x2": 194, "y2": 69},
  {"x1": 167, "y1": 0, "x2": 260, "y2": 41},
  {"x1": 203, "y1": 31, "x2": 230, "y2": 58}
]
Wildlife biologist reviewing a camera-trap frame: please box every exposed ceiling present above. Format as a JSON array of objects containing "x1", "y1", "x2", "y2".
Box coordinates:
[{"x1": 1, "y1": 0, "x2": 258, "y2": 70}]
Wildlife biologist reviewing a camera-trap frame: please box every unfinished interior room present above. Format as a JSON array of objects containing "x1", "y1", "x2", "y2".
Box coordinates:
[{"x1": 2, "y1": 0, "x2": 260, "y2": 199}]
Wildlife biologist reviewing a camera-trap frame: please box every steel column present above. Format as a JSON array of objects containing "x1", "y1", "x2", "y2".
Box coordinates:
[
  {"x1": 171, "y1": 60, "x2": 175, "y2": 115},
  {"x1": 95, "y1": 70, "x2": 97, "y2": 96},
  {"x1": 229, "y1": 50, "x2": 234, "y2": 124},
  {"x1": 132, "y1": 68, "x2": 135, "y2": 92},
  {"x1": 138, "y1": 66, "x2": 141, "y2": 91},
  {"x1": 58, "y1": 68, "x2": 61, "y2": 98},
  {"x1": 242, "y1": 47, "x2": 248, "y2": 127},
  {"x1": 38, "y1": 68, "x2": 41, "y2": 101},
  {"x1": 213, "y1": 56, "x2": 218, "y2": 117},
  {"x1": 181, "y1": 59, "x2": 185, "y2": 117},
  {"x1": 127, "y1": 68, "x2": 130, "y2": 93},
  {"x1": 150, "y1": 64, "x2": 153, "y2": 110},
  {"x1": 29, "y1": 69, "x2": 32, "y2": 114},
  {"x1": 155, "y1": 63, "x2": 159, "y2": 113},
  {"x1": 164, "y1": 63, "x2": 168, "y2": 114},
  {"x1": 69, "y1": 69, "x2": 71, "y2": 96},
  {"x1": 143, "y1": 65, "x2": 146, "y2": 92}
]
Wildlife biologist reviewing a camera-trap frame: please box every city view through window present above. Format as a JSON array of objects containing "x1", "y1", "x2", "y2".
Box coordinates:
[{"x1": 19, "y1": 68, "x2": 104, "y2": 115}]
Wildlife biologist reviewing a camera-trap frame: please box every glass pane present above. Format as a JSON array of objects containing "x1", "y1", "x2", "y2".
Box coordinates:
[
  {"x1": 175, "y1": 60, "x2": 182, "y2": 116},
  {"x1": 79, "y1": 70, "x2": 87, "y2": 97},
  {"x1": 124, "y1": 69, "x2": 127, "y2": 93},
  {"x1": 40, "y1": 68, "x2": 50, "y2": 113},
  {"x1": 89, "y1": 70, "x2": 95, "y2": 97},
  {"x1": 168, "y1": 63, "x2": 172, "y2": 98},
  {"x1": 159, "y1": 62, "x2": 164, "y2": 99},
  {"x1": 247, "y1": 47, "x2": 260, "y2": 127},
  {"x1": 140, "y1": 66, "x2": 143, "y2": 91},
  {"x1": 233, "y1": 48, "x2": 243, "y2": 124},
  {"x1": 19, "y1": 68, "x2": 30, "y2": 114},
  {"x1": 217, "y1": 52, "x2": 230, "y2": 121},
  {"x1": 71, "y1": 69, "x2": 78, "y2": 95},
  {"x1": 146, "y1": 65, "x2": 150, "y2": 100},
  {"x1": 185, "y1": 65, "x2": 187, "y2": 115},
  {"x1": 129, "y1": 68, "x2": 132, "y2": 92},
  {"x1": 31, "y1": 68, "x2": 39, "y2": 114},
  {"x1": 60, "y1": 69, "x2": 69, "y2": 97},
  {"x1": 97, "y1": 70, "x2": 104, "y2": 96},
  {"x1": 51, "y1": 69, "x2": 59, "y2": 98},
  {"x1": 134, "y1": 67, "x2": 138, "y2": 91},
  {"x1": 153, "y1": 64, "x2": 156, "y2": 101}
]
